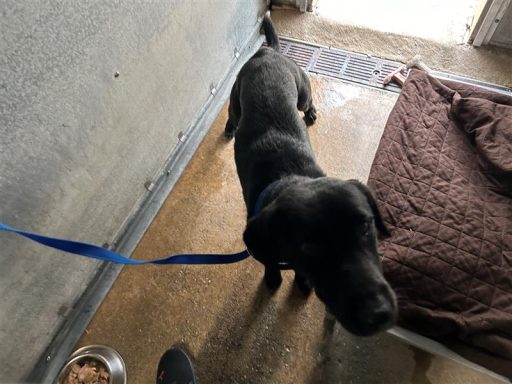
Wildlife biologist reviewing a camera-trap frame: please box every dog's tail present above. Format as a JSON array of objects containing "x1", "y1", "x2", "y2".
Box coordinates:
[{"x1": 262, "y1": 12, "x2": 280, "y2": 52}]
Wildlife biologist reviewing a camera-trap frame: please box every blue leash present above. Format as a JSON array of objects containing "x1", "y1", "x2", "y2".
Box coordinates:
[
  {"x1": 0, "y1": 181, "x2": 279, "y2": 265},
  {"x1": 0, "y1": 222, "x2": 250, "y2": 265}
]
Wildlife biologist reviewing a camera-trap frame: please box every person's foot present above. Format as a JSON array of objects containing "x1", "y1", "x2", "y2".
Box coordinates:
[{"x1": 156, "y1": 348, "x2": 196, "y2": 384}]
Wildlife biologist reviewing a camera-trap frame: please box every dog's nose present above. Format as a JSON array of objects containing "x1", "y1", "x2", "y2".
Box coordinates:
[
  {"x1": 364, "y1": 302, "x2": 395, "y2": 330},
  {"x1": 358, "y1": 285, "x2": 397, "y2": 332}
]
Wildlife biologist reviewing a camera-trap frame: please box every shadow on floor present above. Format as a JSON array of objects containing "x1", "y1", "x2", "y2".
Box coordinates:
[{"x1": 194, "y1": 278, "x2": 314, "y2": 383}]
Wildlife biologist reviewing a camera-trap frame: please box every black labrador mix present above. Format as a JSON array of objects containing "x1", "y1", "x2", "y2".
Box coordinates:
[{"x1": 225, "y1": 14, "x2": 397, "y2": 336}]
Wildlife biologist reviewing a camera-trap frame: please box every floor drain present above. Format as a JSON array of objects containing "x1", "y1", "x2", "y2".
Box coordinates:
[
  {"x1": 264, "y1": 37, "x2": 512, "y2": 96},
  {"x1": 265, "y1": 38, "x2": 403, "y2": 93}
]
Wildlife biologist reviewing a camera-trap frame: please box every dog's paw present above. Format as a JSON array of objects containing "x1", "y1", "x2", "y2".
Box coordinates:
[
  {"x1": 304, "y1": 107, "x2": 317, "y2": 126},
  {"x1": 264, "y1": 270, "x2": 283, "y2": 291},
  {"x1": 294, "y1": 274, "x2": 313, "y2": 297}
]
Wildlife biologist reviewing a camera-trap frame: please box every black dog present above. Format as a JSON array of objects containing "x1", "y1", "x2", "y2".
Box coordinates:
[{"x1": 225, "y1": 14, "x2": 397, "y2": 336}]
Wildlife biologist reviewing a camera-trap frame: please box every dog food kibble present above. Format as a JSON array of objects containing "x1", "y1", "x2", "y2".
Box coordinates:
[{"x1": 64, "y1": 359, "x2": 109, "y2": 384}]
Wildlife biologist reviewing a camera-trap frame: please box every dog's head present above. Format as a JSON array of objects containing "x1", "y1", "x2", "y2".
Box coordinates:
[{"x1": 244, "y1": 177, "x2": 397, "y2": 336}]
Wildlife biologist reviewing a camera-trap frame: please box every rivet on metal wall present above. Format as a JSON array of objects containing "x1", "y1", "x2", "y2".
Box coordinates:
[
  {"x1": 210, "y1": 84, "x2": 217, "y2": 96},
  {"x1": 144, "y1": 181, "x2": 155, "y2": 192},
  {"x1": 114, "y1": 72, "x2": 120, "y2": 78},
  {"x1": 178, "y1": 131, "x2": 186, "y2": 142},
  {"x1": 234, "y1": 48, "x2": 240, "y2": 59}
]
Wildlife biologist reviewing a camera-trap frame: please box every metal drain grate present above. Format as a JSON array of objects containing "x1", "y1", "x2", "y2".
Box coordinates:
[
  {"x1": 263, "y1": 38, "x2": 512, "y2": 96},
  {"x1": 264, "y1": 39, "x2": 404, "y2": 93},
  {"x1": 311, "y1": 49, "x2": 348, "y2": 77},
  {"x1": 285, "y1": 43, "x2": 318, "y2": 69}
]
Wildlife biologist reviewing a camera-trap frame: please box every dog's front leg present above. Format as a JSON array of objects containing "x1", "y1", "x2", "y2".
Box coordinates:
[{"x1": 264, "y1": 264, "x2": 282, "y2": 291}]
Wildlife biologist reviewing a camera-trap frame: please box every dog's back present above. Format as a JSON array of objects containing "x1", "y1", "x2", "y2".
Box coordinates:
[
  {"x1": 226, "y1": 15, "x2": 321, "y2": 212},
  {"x1": 236, "y1": 17, "x2": 306, "y2": 130}
]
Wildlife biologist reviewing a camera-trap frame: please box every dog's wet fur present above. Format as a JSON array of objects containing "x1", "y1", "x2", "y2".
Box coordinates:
[{"x1": 225, "y1": 14, "x2": 397, "y2": 336}]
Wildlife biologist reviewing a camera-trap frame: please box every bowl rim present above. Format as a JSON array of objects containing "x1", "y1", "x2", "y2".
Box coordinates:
[
  {"x1": 57, "y1": 352, "x2": 112, "y2": 384},
  {"x1": 69, "y1": 344, "x2": 123, "y2": 360}
]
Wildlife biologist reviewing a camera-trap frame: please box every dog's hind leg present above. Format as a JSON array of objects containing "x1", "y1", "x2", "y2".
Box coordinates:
[
  {"x1": 297, "y1": 72, "x2": 317, "y2": 126},
  {"x1": 224, "y1": 81, "x2": 241, "y2": 139},
  {"x1": 303, "y1": 105, "x2": 317, "y2": 127}
]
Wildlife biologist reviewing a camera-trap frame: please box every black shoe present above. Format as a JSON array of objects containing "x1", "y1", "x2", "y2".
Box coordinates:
[{"x1": 156, "y1": 348, "x2": 197, "y2": 384}]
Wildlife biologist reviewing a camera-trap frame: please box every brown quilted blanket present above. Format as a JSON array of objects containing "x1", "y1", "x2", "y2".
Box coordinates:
[{"x1": 368, "y1": 70, "x2": 512, "y2": 369}]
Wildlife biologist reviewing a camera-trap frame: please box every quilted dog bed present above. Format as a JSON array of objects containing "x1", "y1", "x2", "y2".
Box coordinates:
[{"x1": 368, "y1": 70, "x2": 512, "y2": 376}]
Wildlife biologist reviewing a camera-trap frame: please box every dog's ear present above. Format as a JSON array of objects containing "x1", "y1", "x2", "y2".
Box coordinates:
[
  {"x1": 348, "y1": 180, "x2": 390, "y2": 238},
  {"x1": 243, "y1": 203, "x2": 283, "y2": 265}
]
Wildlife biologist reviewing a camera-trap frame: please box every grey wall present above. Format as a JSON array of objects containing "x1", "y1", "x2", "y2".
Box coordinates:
[
  {"x1": 490, "y1": 4, "x2": 512, "y2": 48},
  {"x1": 0, "y1": 0, "x2": 263, "y2": 381}
]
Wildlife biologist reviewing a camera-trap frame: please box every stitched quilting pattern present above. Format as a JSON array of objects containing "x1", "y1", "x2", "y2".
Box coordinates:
[{"x1": 368, "y1": 70, "x2": 512, "y2": 360}]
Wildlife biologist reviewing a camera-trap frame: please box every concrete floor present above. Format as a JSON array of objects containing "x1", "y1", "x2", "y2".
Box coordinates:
[
  {"x1": 314, "y1": 0, "x2": 478, "y2": 44},
  {"x1": 78, "y1": 77, "x2": 504, "y2": 383}
]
